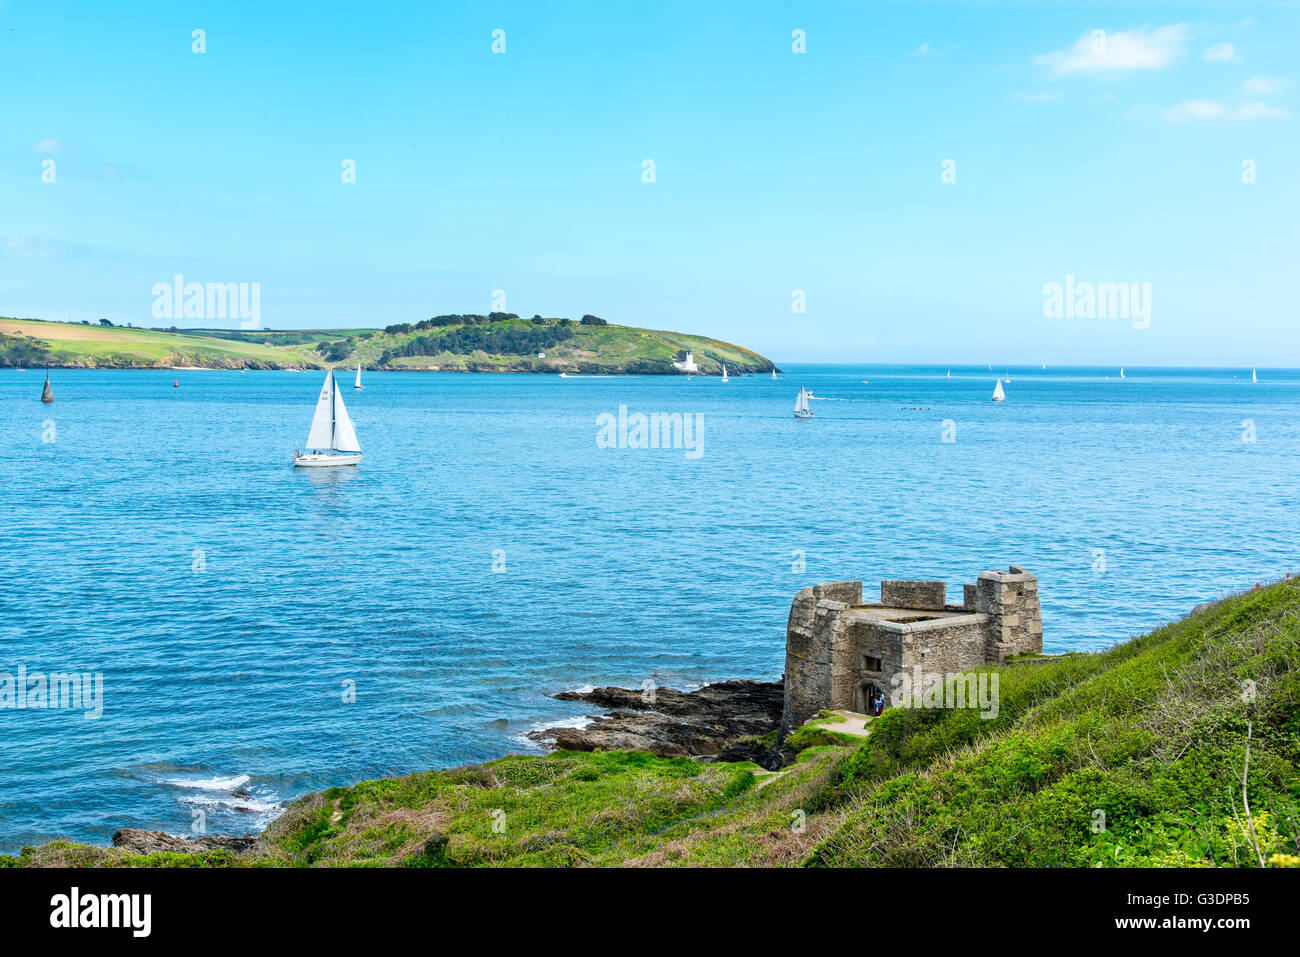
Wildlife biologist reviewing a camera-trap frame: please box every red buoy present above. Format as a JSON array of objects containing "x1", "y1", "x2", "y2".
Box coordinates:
[{"x1": 173, "y1": 380, "x2": 179, "y2": 388}]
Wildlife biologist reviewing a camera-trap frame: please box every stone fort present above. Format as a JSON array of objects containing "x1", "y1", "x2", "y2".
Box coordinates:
[{"x1": 780, "y1": 566, "x2": 1042, "y2": 736}]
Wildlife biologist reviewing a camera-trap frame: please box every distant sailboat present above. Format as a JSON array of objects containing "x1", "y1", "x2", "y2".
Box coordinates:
[
  {"x1": 721, "y1": 364, "x2": 729, "y2": 383},
  {"x1": 1252, "y1": 368, "x2": 1258, "y2": 383},
  {"x1": 354, "y1": 363, "x2": 363, "y2": 390},
  {"x1": 1041, "y1": 362, "x2": 1046, "y2": 371},
  {"x1": 794, "y1": 387, "x2": 814, "y2": 419},
  {"x1": 1120, "y1": 367, "x2": 1126, "y2": 379},
  {"x1": 771, "y1": 369, "x2": 778, "y2": 380},
  {"x1": 40, "y1": 367, "x2": 53, "y2": 403},
  {"x1": 992, "y1": 379, "x2": 1005, "y2": 402},
  {"x1": 293, "y1": 371, "x2": 362, "y2": 467},
  {"x1": 946, "y1": 370, "x2": 951, "y2": 378}
]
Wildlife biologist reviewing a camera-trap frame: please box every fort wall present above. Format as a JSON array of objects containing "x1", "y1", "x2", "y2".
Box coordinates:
[{"x1": 779, "y1": 566, "x2": 1042, "y2": 736}]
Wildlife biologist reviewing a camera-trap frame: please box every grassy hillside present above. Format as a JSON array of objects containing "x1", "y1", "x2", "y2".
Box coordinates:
[
  {"x1": 7, "y1": 580, "x2": 1299, "y2": 868},
  {"x1": 0, "y1": 318, "x2": 303, "y2": 369},
  {"x1": 0, "y1": 315, "x2": 775, "y2": 374}
]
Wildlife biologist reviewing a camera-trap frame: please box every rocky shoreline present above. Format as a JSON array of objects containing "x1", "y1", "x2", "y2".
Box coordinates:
[
  {"x1": 527, "y1": 679, "x2": 790, "y2": 770},
  {"x1": 110, "y1": 828, "x2": 258, "y2": 855},
  {"x1": 19, "y1": 678, "x2": 788, "y2": 860}
]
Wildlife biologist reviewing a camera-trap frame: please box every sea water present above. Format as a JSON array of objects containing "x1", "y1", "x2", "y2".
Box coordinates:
[{"x1": 0, "y1": 365, "x2": 1296, "y2": 850}]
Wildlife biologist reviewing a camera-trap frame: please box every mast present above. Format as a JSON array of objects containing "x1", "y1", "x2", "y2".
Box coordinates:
[{"x1": 330, "y1": 372, "x2": 336, "y2": 452}]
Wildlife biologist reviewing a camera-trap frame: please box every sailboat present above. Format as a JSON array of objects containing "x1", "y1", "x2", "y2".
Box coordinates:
[
  {"x1": 293, "y1": 371, "x2": 362, "y2": 467},
  {"x1": 40, "y1": 367, "x2": 53, "y2": 403},
  {"x1": 721, "y1": 364, "x2": 729, "y2": 383},
  {"x1": 946, "y1": 370, "x2": 951, "y2": 378},
  {"x1": 992, "y1": 379, "x2": 1005, "y2": 402},
  {"x1": 354, "y1": 363, "x2": 363, "y2": 390},
  {"x1": 771, "y1": 369, "x2": 778, "y2": 380},
  {"x1": 1252, "y1": 368, "x2": 1258, "y2": 383},
  {"x1": 1120, "y1": 367, "x2": 1125, "y2": 379},
  {"x1": 794, "y1": 387, "x2": 814, "y2": 419}
]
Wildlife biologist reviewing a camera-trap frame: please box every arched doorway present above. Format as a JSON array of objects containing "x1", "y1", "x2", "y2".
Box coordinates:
[{"x1": 856, "y1": 680, "x2": 881, "y2": 715}]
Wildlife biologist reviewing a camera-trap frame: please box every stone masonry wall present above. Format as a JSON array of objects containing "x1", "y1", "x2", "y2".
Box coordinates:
[
  {"x1": 900, "y1": 616, "x2": 989, "y2": 678},
  {"x1": 848, "y1": 619, "x2": 902, "y2": 712},
  {"x1": 974, "y1": 567, "x2": 1043, "y2": 663},
  {"x1": 781, "y1": 582, "x2": 862, "y2": 735},
  {"x1": 880, "y1": 580, "x2": 947, "y2": 609}
]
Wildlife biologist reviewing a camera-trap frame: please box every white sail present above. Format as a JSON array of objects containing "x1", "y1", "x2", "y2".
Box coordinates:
[
  {"x1": 355, "y1": 363, "x2": 363, "y2": 389},
  {"x1": 1120, "y1": 367, "x2": 1125, "y2": 378},
  {"x1": 331, "y1": 385, "x2": 361, "y2": 452},
  {"x1": 305, "y1": 372, "x2": 336, "y2": 449},
  {"x1": 992, "y1": 379, "x2": 1005, "y2": 402},
  {"x1": 771, "y1": 369, "x2": 777, "y2": 379},
  {"x1": 1253, "y1": 368, "x2": 1258, "y2": 383},
  {"x1": 721, "y1": 364, "x2": 729, "y2": 382}
]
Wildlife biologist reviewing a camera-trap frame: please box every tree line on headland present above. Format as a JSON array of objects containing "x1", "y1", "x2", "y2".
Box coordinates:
[{"x1": 319, "y1": 313, "x2": 610, "y2": 363}]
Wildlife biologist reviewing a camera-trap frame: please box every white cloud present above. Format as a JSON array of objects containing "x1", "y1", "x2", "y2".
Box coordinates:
[
  {"x1": 1013, "y1": 90, "x2": 1062, "y2": 103},
  {"x1": 1163, "y1": 98, "x2": 1290, "y2": 122},
  {"x1": 1163, "y1": 99, "x2": 1228, "y2": 121},
  {"x1": 911, "y1": 41, "x2": 954, "y2": 57},
  {"x1": 1244, "y1": 75, "x2": 1291, "y2": 94},
  {"x1": 1203, "y1": 42, "x2": 1240, "y2": 63},
  {"x1": 1035, "y1": 24, "x2": 1187, "y2": 75},
  {"x1": 1233, "y1": 101, "x2": 1291, "y2": 120},
  {"x1": 31, "y1": 138, "x2": 62, "y2": 153}
]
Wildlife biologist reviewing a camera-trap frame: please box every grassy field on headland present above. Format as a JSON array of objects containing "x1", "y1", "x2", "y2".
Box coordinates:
[
  {"x1": 7, "y1": 579, "x2": 1300, "y2": 868},
  {"x1": 0, "y1": 315, "x2": 775, "y2": 374}
]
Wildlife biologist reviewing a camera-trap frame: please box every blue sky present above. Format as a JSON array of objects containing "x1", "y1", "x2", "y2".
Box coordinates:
[{"x1": 2, "y1": 1, "x2": 1297, "y2": 364}]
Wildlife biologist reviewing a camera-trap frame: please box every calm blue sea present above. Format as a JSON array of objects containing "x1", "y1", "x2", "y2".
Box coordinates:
[{"x1": 1, "y1": 364, "x2": 1297, "y2": 851}]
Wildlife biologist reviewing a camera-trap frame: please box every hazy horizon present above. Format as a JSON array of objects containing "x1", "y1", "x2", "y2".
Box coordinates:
[{"x1": 3, "y1": 313, "x2": 1296, "y2": 371}]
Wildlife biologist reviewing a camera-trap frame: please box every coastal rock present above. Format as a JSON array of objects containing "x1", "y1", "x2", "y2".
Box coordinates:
[
  {"x1": 529, "y1": 680, "x2": 790, "y2": 768},
  {"x1": 111, "y1": 828, "x2": 256, "y2": 855}
]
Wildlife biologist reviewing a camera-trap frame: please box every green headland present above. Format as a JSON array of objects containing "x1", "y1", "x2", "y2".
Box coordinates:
[
  {"x1": 7, "y1": 579, "x2": 1299, "y2": 868},
  {"x1": 0, "y1": 314, "x2": 775, "y2": 375}
]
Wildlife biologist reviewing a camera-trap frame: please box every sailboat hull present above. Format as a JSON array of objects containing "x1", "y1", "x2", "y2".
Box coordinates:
[{"x1": 293, "y1": 452, "x2": 362, "y2": 468}]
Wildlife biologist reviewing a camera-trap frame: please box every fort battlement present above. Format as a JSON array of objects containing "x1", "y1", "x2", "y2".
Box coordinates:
[{"x1": 779, "y1": 566, "x2": 1042, "y2": 736}]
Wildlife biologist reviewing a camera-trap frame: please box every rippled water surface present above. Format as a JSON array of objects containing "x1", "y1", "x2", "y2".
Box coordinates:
[{"x1": 1, "y1": 365, "x2": 1297, "y2": 850}]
